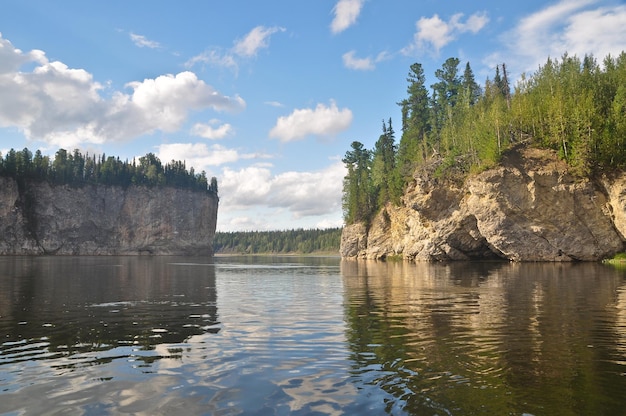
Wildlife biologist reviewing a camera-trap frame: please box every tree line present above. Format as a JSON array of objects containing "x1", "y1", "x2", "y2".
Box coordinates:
[
  {"x1": 0, "y1": 147, "x2": 218, "y2": 194},
  {"x1": 214, "y1": 228, "x2": 342, "y2": 254},
  {"x1": 343, "y1": 52, "x2": 626, "y2": 225}
]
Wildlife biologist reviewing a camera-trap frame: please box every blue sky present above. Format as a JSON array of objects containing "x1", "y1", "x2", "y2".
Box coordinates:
[{"x1": 1, "y1": 0, "x2": 625, "y2": 231}]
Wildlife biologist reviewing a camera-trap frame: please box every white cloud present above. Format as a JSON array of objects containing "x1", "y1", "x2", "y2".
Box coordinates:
[
  {"x1": 158, "y1": 143, "x2": 239, "y2": 167},
  {"x1": 0, "y1": 34, "x2": 47, "y2": 73},
  {"x1": 220, "y1": 161, "x2": 346, "y2": 219},
  {"x1": 186, "y1": 25, "x2": 285, "y2": 72},
  {"x1": 129, "y1": 32, "x2": 161, "y2": 49},
  {"x1": 331, "y1": 0, "x2": 365, "y2": 34},
  {"x1": 264, "y1": 101, "x2": 284, "y2": 108},
  {"x1": 0, "y1": 34, "x2": 245, "y2": 148},
  {"x1": 489, "y1": 0, "x2": 626, "y2": 75},
  {"x1": 342, "y1": 50, "x2": 374, "y2": 70},
  {"x1": 220, "y1": 166, "x2": 274, "y2": 206},
  {"x1": 269, "y1": 101, "x2": 353, "y2": 143},
  {"x1": 191, "y1": 120, "x2": 233, "y2": 140},
  {"x1": 157, "y1": 142, "x2": 269, "y2": 169},
  {"x1": 403, "y1": 11, "x2": 489, "y2": 56},
  {"x1": 184, "y1": 49, "x2": 238, "y2": 72},
  {"x1": 342, "y1": 50, "x2": 390, "y2": 70},
  {"x1": 233, "y1": 26, "x2": 285, "y2": 57}
]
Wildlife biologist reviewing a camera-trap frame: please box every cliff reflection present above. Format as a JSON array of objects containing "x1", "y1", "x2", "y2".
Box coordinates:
[
  {"x1": 0, "y1": 256, "x2": 218, "y2": 361},
  {"x1": 341, "y1": 260, "x2": 626, "y2": 415}
]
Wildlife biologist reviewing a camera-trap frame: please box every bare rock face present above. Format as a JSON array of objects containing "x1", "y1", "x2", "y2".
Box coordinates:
[
  {"x1": 0, "y1": 178, "x2": 218, "y2": 255},
  {"x1": 340, "y1": 146, "x2": 626, "y2": 261},
  {"x1": 339, "y1": 223, "x2": 368, "y2": 258}
]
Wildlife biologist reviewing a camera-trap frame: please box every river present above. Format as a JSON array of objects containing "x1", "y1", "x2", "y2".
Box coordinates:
[{"x1": 1, "y1": 256, "x2": 625, "y2": 415}]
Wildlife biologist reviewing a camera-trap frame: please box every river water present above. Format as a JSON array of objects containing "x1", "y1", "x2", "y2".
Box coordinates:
[{"x1": 1, "y1": 256, "x2": 625, "y2": 415}]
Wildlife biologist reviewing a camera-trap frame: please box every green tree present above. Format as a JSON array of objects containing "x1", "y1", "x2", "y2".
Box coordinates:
[
  {"x1": 461, "y1": 62, "x2": 481, "y2": 106},
  {"x1": 342, "y1": 141, "x2": 373, "y2": 224},
  {"x1": 372, "y1": 119, "x2": 400, "y2": 207},
  {"x1": 209, "y1": 176, "x2": 218, "y2": 194},
  {"x1": 397, "y1": 62, "x2": 431, "y2": 179},
  {"x1": 52, "y1": 149, "x2": 69, "y2": 183},
  {"x1": 431, "y1": 57, "x2": 462, "y2": 150}
]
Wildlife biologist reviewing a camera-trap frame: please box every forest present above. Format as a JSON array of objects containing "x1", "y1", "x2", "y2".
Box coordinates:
[
  {"x1": 0, "y1": 147, "x2": 218, "y2": 194},
  {"x1": 214, "y1": 228, "x2": 342, "y2": 254},
  {"x1": 342, "y1": 52, "x2": 626, "y2": 225}
]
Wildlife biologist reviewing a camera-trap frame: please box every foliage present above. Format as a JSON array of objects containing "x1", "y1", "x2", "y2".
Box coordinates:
[
  {"x1": 371, "y1": 119, "x2": 402, "y2": 206},
  {"x1": 342, "y1": 141, "x2": 374, "y2": 225},
  {"x1": 0, "y1": 147, "x2": 217, "y2": 195},
  {"x1": 213, "y1": 227, "x2": 342, "y2": 254},
  {"x1": 342, "y1": 51, "x2": 626, "y2": 225}
]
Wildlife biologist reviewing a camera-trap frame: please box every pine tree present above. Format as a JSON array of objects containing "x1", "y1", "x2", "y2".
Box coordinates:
[
  {"x1": 372, "y1": 119, "x2": 400, "y2": 207},
  {"x1": 342, "y1": 141, "x2": 373, "y2": 224},
  {"x1": 461, "y1": 62, "x2": 481, "y2": 106},
  {"x1": 397, "y1": 62, "x2": 431, "y2": 179}
]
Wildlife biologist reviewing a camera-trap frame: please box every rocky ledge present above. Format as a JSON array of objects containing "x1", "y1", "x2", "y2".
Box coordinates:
[
  {"x1": 0, "y1": 177, "x2": 218, "y2": 255},
  {"x1": 341, "y1": 145, "x2": 626, "y2": 261}
]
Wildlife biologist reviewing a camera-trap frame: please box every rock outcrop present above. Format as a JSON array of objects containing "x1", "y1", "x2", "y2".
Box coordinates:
[
  {"x1": 0, "y1": 177, "x2": 218, "y2": 255},
  {"x1": 341, "y1": 145, "x2": 626, "y2": 262}
]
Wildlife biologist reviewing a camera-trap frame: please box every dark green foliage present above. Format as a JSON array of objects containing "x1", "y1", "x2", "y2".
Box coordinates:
[
  {"x1": 372, "y1": 119, "x2": 402, "y2": 206},
  {"x1": 397, "y1": 63, "x2": 431, "y2": 176},
  {"x1": 462, "y1": 62, "x2": 482, "y2": 106},
  {"x1": 342, "y1": 52, "x2": 626, "y2": 225},
  {"x1": 342, "y1": 141, "x2": 374, "y2": 225},
  {"x1": 214, "y1": 227, "x2": 342, "y2": 254},
  {"x1": 0, "y1": 147, "x2": 217, "y2": 195}
]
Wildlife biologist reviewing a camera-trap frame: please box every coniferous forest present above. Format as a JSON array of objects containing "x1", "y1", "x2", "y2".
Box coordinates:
[
  {"x1": 0, "y1": 148, "x2": 218, "y2": 194},
  {"x1": 214, "y1": 228, "x2": 342, "y2": 254},
  {"x1": 342, "y1": 52, "x2": 626, "y2": 226}
]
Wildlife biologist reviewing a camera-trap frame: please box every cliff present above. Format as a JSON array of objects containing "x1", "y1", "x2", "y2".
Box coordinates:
[
  {"x1": 0, "y1": 177, "x2": 218, "y2": 255},
  {"x1": 341, "y1": 145, "x2": 626, "y2": 262}
]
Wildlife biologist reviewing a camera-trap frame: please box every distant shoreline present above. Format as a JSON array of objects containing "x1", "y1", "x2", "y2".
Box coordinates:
[{"x1": 214, "y1": 252, "x2": 340, "y2": 257}]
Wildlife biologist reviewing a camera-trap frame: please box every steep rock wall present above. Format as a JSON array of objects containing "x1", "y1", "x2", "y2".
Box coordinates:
[
  {"x1": 341, "y1": 146, "x2": 626, "y2": 262},
  {"x1": 0, "y1": 177, "x2": 218, "y2": 255}
]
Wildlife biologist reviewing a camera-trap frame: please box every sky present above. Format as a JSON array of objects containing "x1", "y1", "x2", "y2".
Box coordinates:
[{"x1": 1, "y1": 0, "x2": 625, "y2": 232}]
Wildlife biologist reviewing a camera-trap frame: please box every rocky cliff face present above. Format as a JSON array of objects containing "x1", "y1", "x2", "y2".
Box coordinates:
[
  {"x1": 341, "y1": 145, "x2": 626, "y2": 262},
  {"x1": 0, "y1": 177, "x2": 218, "y2": 255}
]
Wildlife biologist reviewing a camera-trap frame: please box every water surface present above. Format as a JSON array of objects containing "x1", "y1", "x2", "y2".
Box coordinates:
[{"x1": 1, "y1": 256, "x2": 625, "y2": 415}]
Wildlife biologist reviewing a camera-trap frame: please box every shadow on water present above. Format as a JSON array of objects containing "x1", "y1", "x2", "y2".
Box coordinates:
[
  {"x1": 341, "y1": 260, "x2": 626, "y2": 416},
  {"x1": 0, "y1": 256, "x2": 218, "y2": 367}
]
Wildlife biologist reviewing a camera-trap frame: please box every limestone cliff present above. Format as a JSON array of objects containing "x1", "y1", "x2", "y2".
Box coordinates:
[
  {"x1": 0, "y1": 177, "x2": 218, "y2": 255},
  {"x1": 341, "y1": 145, "x2": 626, "y2": 262}
]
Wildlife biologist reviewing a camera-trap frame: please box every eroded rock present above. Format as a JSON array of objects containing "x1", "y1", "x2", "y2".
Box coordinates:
[
  {"x1": 341, "y1": 146, "x2": 625, "y2": 262},
  {"x1": 0, "y1": 177, "x2": 218, "y2": 255}
]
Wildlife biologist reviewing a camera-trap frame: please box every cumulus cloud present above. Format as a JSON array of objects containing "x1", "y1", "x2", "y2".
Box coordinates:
[
  {"x1": 403, "y1": 11, "x2": 489, "y2": 56},
  {"x1": 158, "y1": 143, "x2": 238, "y2": 167},
  {"x1": 342, "y1": 50, "x2": 390, "y2": 70},
  {"x1": 331, "y1": 0, "x2": 365, "y2": 34},
  {"x1": 0, "y1": 34, "x2": 245, "y2": 148},
  {"x1": 191, "y1": 119, "x2": 233, "y2": 140},
  {"x1": 269, "y1": 101, "x2": 353, "y2": 142},
  {"x1": 488, "y1": 0, "x2": 626, "y2": 75},
  {"x1": 129, "y1": 32, "x2": 161, "y2": 49},
  {"x1": 0, "y1": 34, "x2": 47, "y2": 73},
  {"x1": 157, "y1": 142, "x2": 269, "y2": 169},
  {"x1": 219, "y1": 161, "x2": 346, "y2": 219}
]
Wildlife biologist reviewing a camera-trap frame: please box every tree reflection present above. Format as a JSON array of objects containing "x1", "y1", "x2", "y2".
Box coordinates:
[
  {"x1": 341, "y1": 260, "x2": 626, "y2": 415},
  {"x1": 0, "y1": 256, "x2": 218, "y2": 362}
]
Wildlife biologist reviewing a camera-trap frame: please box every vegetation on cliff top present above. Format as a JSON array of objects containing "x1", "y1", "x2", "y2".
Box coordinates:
[
  {"x1": 214, "y1": 228, "x2": 342, "y2": 254},
  {"x1": 0, "y1": 148, "x2": 218, "y2": 195},
  {"x1": 343, "y1": 52, "x2": 626, "y2": 225}
]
